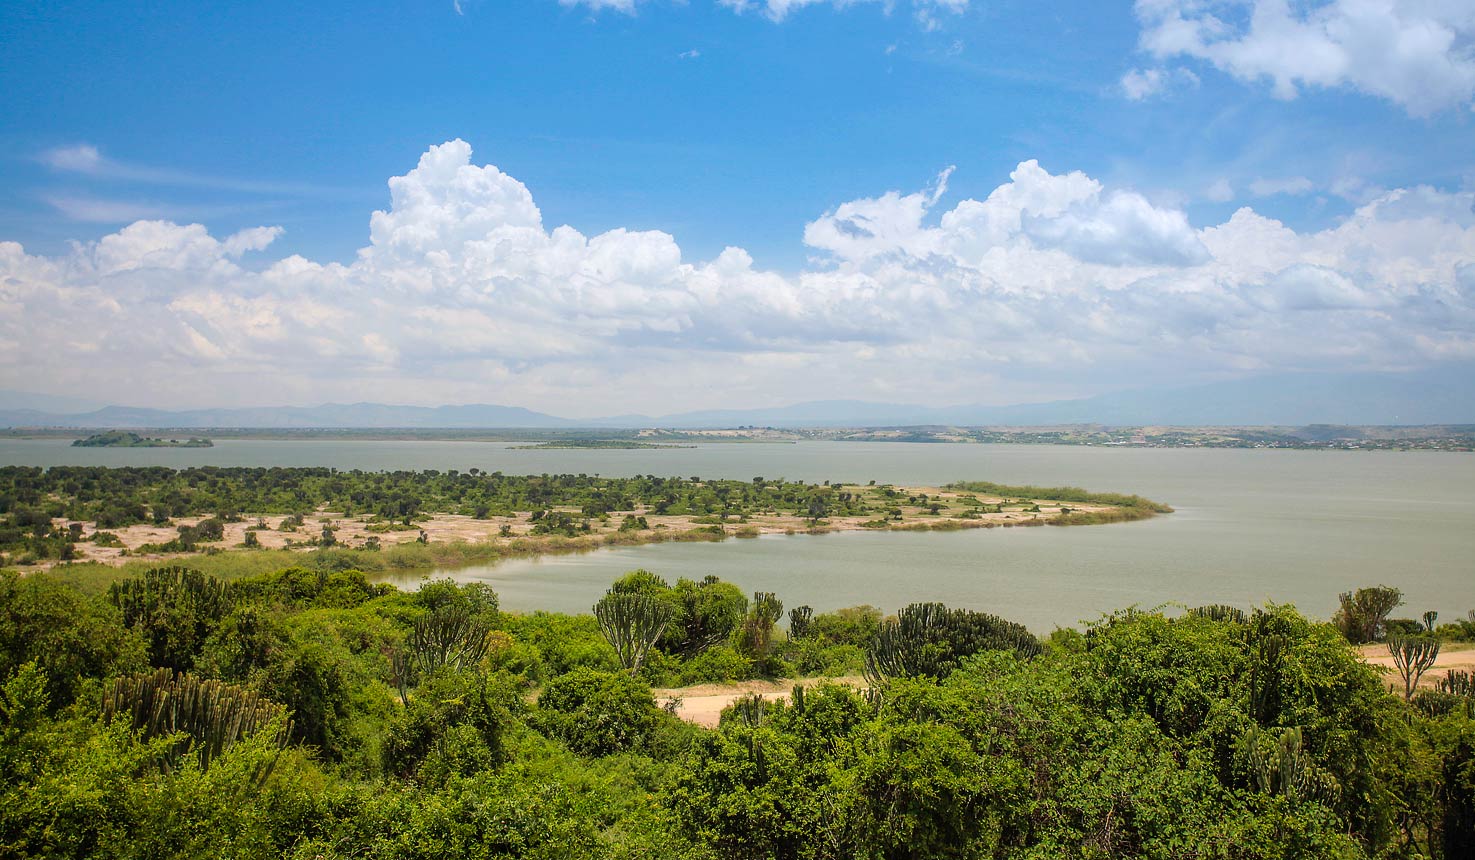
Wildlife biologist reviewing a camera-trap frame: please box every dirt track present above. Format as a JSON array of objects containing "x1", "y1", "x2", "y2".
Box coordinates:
[{"x1": 651, "y1": 677, "x2": 867, "y2": 728}]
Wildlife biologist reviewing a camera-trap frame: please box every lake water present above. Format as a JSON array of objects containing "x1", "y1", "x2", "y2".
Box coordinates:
[{"x1": 4, "y1": 438, "x2": 1472, "y2": 630}]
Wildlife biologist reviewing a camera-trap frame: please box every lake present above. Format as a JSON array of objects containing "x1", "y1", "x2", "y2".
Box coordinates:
[{"x1": 4, "y1": 437, "x2": 1472, "y2": 630}]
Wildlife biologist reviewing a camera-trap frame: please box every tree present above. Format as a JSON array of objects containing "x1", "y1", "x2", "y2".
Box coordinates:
[
  {"x1": 1333, "y1": 585, "x2": 1403, "y2": 644},
  {"x1": 1389, "y1": 636, "x2": 1441, "y2": 700},
  {"x1": 667, "y1": 575, "x2": 748, "y2": 658},
  {"x1": 789, "y1": 605, "x2": 814, "y2": 640},
  {"x1": 739, "y1": 591, "x2": 784, "y2": 662},
  {"x1": 408, "y1": 608, "x2": 492, "y2": 675},
  {"x1": 594, "y1": 592, "x2": 672, "y2": 674}
]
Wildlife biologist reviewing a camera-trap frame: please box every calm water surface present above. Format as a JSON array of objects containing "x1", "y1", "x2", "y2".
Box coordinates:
[{"x1": 5, "y1": 438, "x2": 1471, "y2": 630}]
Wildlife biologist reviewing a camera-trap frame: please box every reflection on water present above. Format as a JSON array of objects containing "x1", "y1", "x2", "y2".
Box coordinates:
[{"x1": 6, "y1": 438, "x2": 1473, "y2": 630}]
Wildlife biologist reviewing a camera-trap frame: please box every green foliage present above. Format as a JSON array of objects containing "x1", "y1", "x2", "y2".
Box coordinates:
[
  {"x1": 863, "y1": 602, "x2": 1040, "y2": 685},
  {"x1": 1333, "y1": 584, "x2": 1403, "y2": 643},
  {"x1": 384, "y1": 668, "x2": 519, "y2": 782},
  {"x1": 738, "y1": 591, "x2": 784, "y2": 667},
  {"x1": 535, "y1": 668, "x2": 664, "y2": 757},
  {"x1": 594, "y1": 591, "x2": 674, "y2": 674},
  {"x1": 103, "y1": 668, "x2": 290, "y2": 774},
  {"x1": 788, "y1": 605, "x2": 814, "y2": 640},
  {"x1": 7, "y1": 552, "x2": 1475, "y2": 858},
  {"x1": 409, "y1": 608, "x2": 494, "y2": 676},
  {"x1": 674, "y1": 645, "x2": 753, "y2": 686},
  {"x1": 108, "y1": 566, "x2": 234, "y2": 671},
  {"x1": 944, "y1": 479, "x2": 1173, "y2": 512},
  {"x1": 0, "y1": 570, "x2": 144, "y2": 710}
]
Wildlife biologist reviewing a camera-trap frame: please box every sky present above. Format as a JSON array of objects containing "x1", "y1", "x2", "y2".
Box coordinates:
[{"x1": 1, "y1": 0, "x2": 1473, "y2": 416}]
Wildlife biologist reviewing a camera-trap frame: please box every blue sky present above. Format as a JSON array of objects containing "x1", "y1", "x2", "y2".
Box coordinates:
[{"x1": 1, "y1": 0, "x2": 1473, "y2": 414}]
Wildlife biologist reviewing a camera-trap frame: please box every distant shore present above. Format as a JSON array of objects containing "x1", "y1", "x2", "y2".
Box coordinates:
[{"x1": 5, "y1": 424, "x2": 1470, "y2": 450}]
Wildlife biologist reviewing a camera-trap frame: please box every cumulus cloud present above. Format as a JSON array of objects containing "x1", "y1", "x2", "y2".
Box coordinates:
[
  {"x1": 2, "y1": 140, "x2": 1473, "y2": 413},
  {"x1": 1133, "y1": 0, "x2": 1475, "y2": 115}
]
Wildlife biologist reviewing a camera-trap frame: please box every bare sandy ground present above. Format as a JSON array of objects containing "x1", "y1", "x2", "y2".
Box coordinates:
[
  {"x1": 1358, "y1": 642, "x2": 1475, "y2": 690},
  {"x1": 43, "y1": 484, "x2": 1122, "y2": 570},
  {"x1": 651, "y1": 676, "x2": 869, "y2": 728}
]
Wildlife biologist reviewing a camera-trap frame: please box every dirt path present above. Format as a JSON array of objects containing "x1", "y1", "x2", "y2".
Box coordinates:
[
  {"x1": 652, "y1": 676, "x2": 867, "y2": 728},
  {"x1": 1358, "y1": 642, "x2": 1475, "y2": 690}
]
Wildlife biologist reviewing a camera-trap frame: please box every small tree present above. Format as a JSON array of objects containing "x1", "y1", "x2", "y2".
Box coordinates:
[
  {"x1": 408, "y1": 608, "x2": 491, "y2": 675},
  {"x1": 1389, "y1": 635, "x2": 1441, "y2": 700},
  {"x1": 1422, "y1": 610, "x2": 1438, "y2": 632},
  {"x1": 593, "y1": 592, "x2": 673, "y2": 674},
  {"x1": 789, "y1": 605, "x2": 814, "y2": 641},
  {"x1": 1332, "y1": 585, "x2": 1403, "y2": 643},
  {"x1": 740, "y1": 592, "x2": 784, "y2": 662}
]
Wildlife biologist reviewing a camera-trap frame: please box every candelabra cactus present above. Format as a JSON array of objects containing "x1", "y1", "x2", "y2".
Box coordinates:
[
  {"x1": 594, "y1": 592, "x2": 673, "y2": 674},
  {"x1": 1389, "y1": 636, "x2": 1441, "y2": 701},
  {"x1": 863, "y1": 602, "x2": 1040, "y2": 685},
  {"x1": 103, "y1": 668, "x2": 289, "y2": 778}
]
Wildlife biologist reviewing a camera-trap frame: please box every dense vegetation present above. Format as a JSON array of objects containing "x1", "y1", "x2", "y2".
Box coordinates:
[{"x1": 1, "y1": 553, "x2": 1473, "y2": 858}]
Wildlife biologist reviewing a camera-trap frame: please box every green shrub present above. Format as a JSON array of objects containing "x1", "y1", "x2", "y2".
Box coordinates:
[{"x1": 535, "y1": 667, "x2": 662, "y2": 757}]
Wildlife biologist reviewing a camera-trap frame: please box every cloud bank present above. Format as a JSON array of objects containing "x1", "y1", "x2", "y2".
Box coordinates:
[
  {"x1": 3, "y1": 140, "x2": 1473, "y2": 414},
  {"x1": 1131, "y1": 0, "x2": 1475, "y2": 115}
]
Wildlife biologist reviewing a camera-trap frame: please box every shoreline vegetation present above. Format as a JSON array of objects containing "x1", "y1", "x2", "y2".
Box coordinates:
[
  {"x1": 0, "y1": 466, "x2": 1170, "y2": 577},
  {"x1": 70, "y1": 430, "x2": 213, "y2": 448}
]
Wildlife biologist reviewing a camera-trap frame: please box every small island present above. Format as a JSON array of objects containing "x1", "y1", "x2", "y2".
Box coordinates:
[{"x1": 71, "y1": 431, "x2": 214, "y2": 448}]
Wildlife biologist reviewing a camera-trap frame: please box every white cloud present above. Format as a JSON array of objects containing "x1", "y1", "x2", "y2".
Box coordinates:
[
  {"x1": 1120, "y1": 66, "x2": 1199, "y2": 99},
  {"x1": 1205, "y1": 178, "x2": 1235, "y2": 202},
  {"x1": 3, "y1": 140, "x2": 1473, "y2": 414},
  {"x1": 561, "y1": 0, "x2": 640, "y2": 12},
  {"x1": 718, "y1": 0, "x2": 967, "y2": 25},
  {"x1": 41, "y1": 144, "x2": 103, "y2": 173},
  {"x1": 1249, "y1": 176, "x2": 1315, "y2": 197},
  {"x1": 678, "y1": 48, "x2": 701, "y2": 59},
  {"x1": 1133, "y1": 0, "x2": 1475, "y2": 115}
]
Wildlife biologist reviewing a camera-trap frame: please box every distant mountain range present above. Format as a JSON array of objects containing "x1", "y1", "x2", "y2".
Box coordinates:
[{"x1": 3, "y1": 367, "x2": 1473, "y2": 429}]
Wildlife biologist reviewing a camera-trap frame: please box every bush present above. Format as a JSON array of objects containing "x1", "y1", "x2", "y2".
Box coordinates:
[
  {"x1": 535, "y1": 667, "x2": 662, "y2": 757},
  {"x1": 383, "y1": 668, "x2": 519, "y2": 782},
  {"x1": 0, "y1": 570, "x2": 145, "y2": 710},
  {"x1": 675, "y1": 646, "x2": 752, "y2": 686}
]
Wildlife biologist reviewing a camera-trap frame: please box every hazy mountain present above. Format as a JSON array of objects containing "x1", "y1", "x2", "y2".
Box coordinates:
[
  {"x1": 3, "y1": 368, "x2": 1472, "y2": 429},
  {"x1": 0, "y1": 389, "x2": 106, "y2": 414}
]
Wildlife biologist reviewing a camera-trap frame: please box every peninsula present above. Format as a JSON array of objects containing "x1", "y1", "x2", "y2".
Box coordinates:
[{"x1": 0, "y1": 466, "x2": 1169, "y2": 571}]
